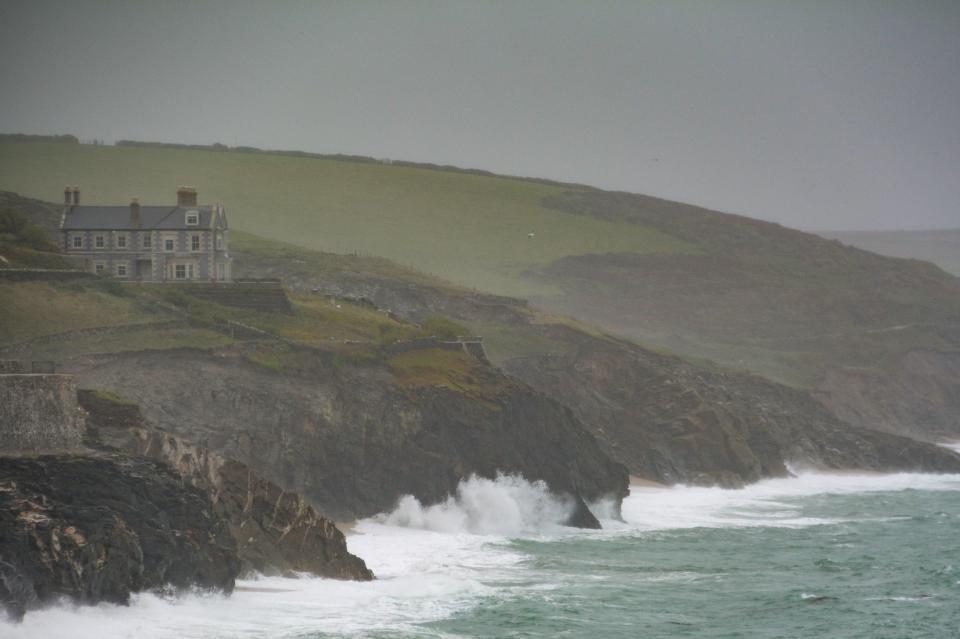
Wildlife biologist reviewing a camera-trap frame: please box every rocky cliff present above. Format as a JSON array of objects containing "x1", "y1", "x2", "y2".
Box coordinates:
[
  {"x1": 0, "y1": 452, "x2": 239, "y2": 621},
  {"x1": 68, "y1": 347, "x2": 628, "y2": 526},
  {"x1": 237, "y1": 246, "x2": 960, "y2": 485},
  {"x1": 815, "y1": 349, "x2": 960, "y2": 442},
  {"x1": 500, "y1": 327, "x2": 960, "y2": 485},
  {"x1": 78, "y1": 389, "x2": 373, "y2": 580}
]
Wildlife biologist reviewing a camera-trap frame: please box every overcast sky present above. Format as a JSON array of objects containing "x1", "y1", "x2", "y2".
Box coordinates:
[{"x1": 1, "y1": 1, "x2": 958, "y2": 230}]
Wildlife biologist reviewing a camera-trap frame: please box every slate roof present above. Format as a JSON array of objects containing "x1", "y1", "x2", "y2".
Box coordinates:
[{"x1": 61, "y1": 205, "x2": 218, "y2": 230}]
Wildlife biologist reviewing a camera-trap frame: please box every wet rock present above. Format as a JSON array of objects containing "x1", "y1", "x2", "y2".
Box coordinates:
[
  {"x1": 78, "y1": 389, "x2": 373, "y2": 580},
  {"x1": 0, "y1": 453, "x2": 239, "y2": 621},
  {"x1": 71, "y1": 349, "x2": 629, "y2": 525}
]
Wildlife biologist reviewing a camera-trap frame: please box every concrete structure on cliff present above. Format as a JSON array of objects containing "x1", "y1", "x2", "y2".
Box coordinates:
[
  {"x1": 0, "y1": 360, "x2": 84, "y2": 453},
  {"x1": 60, "y1": 186, "x2": 232, "y2": 282}
]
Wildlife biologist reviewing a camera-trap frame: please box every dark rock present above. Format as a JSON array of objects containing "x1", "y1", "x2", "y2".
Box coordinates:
[
  {"x1": 243, "y1": 250, "x2": 960, "y2": 484},
  {"x1": 501, "y1": 326, "x2": 960, "y2": 483},
  {"x1": 78, "y1": 389, "x2": 373, "y2": 580},
  {"x1": 0, "y1": 453, "x2": 239, "y2": 621},
  {"x1": 70, "y1": 348, "x2": 629, "y2": 525},
  {"x1": 564, "y1": 494, "x2": 601, "y2": 529}
]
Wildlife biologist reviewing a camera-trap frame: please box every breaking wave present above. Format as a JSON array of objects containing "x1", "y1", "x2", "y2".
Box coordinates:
[
  {"x1": 6, "y1": 470, "x2": 960, "y2": 638},
  {"x1": 374, "y1": 473, "x2": 576, "y2": 535}
]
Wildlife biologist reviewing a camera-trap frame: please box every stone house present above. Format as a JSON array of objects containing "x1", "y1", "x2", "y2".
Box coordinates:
[{"x1": 60, "y1": 186, "x2": 232, "y2": 282}]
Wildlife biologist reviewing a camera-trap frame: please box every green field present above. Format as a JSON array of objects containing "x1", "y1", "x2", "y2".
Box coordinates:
[
  {"x1": 3, "y1": 139, "x2": 957, "y2": 392},
  {"x1": 0, "y1": 141, "x2": 692, "y2": 297}
]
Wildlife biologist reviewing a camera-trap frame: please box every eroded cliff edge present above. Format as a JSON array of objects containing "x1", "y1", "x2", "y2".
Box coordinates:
[
  {"x1": 0, "y1": 452, "x2": 239, "y2": 621},
  {"x1": 0, "y1": 371, "x2": 372, "y2": 621},
  {"x1": 69, "y1": 346, "x2": 629, "y2": 525},
  {"x1": 79, "y1": 389, "x2": 373, "y2": 580},
  {"x1": 250, "y1": 248, "x2": 960, "y2": 486}
]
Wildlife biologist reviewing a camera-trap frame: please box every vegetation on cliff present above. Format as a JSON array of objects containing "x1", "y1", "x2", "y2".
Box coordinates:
[{"x1": 3, "y1": 135, "x2": 956, "y2": 438}]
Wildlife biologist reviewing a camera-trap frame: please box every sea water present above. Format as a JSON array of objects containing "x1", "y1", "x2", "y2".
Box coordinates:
[{"x1": 4, "y1": 469, "x2": 960, "y2": 639}]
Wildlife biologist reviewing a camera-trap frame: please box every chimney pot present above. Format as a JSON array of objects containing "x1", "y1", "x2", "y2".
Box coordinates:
[{"x1": 176, "y1": 186, "x2": 198, "y2": 207}]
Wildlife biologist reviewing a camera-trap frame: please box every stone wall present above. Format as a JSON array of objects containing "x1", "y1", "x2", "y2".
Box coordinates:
[
  {"x1": 0, "y1": 374, "x2": 84, "y2": 453},
  {"x1": 0, "y1": 268, "x2": 94, "y2": 282}
]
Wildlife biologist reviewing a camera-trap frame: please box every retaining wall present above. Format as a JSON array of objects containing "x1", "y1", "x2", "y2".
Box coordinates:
[{"x1": 0, "y1": 374, "x2": 85, "y2": 454}]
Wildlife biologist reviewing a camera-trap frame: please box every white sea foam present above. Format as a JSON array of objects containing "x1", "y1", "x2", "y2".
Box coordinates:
[
  {"x1": 5, "y1": 471, "x2": 960, "y2": 638},
  {"x1": 3, "y1": 474, "x2": 557, "y2": 639},
  {"x1": 372, "y1": 473, "x2": 575, "y2": 535},
  {"x1": 615, "y1": 471, "x2": 960, "y2": 533}
]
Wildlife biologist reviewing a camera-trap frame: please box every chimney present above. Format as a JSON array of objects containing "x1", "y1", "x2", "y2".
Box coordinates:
[
  {"x1": 130, "y1": 197, "x2": 141, "y2": 228},
  {"x1": 64, "y1": 186, "x2": 80, "y2": 206},
  {"x1": 176, "y1": 186, "x2": 198, "y2": 207}
]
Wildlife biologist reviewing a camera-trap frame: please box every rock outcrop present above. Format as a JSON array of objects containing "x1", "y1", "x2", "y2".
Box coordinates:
[
  {"x1": 0, "y1": 453, "x2": 239, "y2": 621},
  {"x1": 241, "y1": 249, "x2": 960, "y2": 485},
  {"x1": 78, "y1": 389, "x2": 373, "y2": 580},
  {"x1": 815, "y1": 349, "x2": 960, "y2": 442},
  {"x1": 69, "y1": 347, "x2": 629, "y2": 525},
  {"x1": 500, "y1": 328, "x2": 960, "y2": 485}
]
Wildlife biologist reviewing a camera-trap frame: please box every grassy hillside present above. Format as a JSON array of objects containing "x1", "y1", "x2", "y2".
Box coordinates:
[
  {"x1": 4, "y1": 181, "x2": 960, "y2": 448},
  {"x1": 0, "y1": 141, "x2": 691, "y2": 297},
  {"x1": 2, "y1": 141, "x2": 958, "y2": 392},
  {"x1": 819, "y1": 229, "x2": 960, "y2": 277}
]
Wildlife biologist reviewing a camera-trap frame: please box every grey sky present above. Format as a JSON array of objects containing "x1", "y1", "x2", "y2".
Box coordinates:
[{"x1": 1, "y1": 0, "x2": 958, "y2": 231}]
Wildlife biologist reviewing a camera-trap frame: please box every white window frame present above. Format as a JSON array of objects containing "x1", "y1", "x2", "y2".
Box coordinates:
[
  {"x1": 142, "y1": 234, "x2": 151, "y2": 249},
  {"x1": 94, "y1": 234, "x2": 105, "y2": 249},
  {"x1": 215, "y1": 234, "x2": 222, "y2": 250},
  {"x1": 94, "y1": 262, "x2": 105, "y2": 275},
  {"x1": 116, "y1": 263, "x2": 128, "y2": 278},
  {"x1": 72, "y1": 235, "x2": 83, "y2": 249},
  {"x1": 116, "y1": 233, "x2": 127, "y2": 249},
  {"x1": 191, "y1": 234, "x2": 201, "y2": 252},
  {"x1": 164, "y1": 238, "x2": 175, "y2": 252},
  {"x1": 175, "y1": 264, "x2": 187, "y2": 280},
  {"x1": 186, "y1": 211, "x2": 199, "y2": 226}
]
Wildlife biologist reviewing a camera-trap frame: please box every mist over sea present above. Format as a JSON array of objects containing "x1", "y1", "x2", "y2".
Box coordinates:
[{"x1": 5, "y1": 469, "x2": 960, "y2": 639}]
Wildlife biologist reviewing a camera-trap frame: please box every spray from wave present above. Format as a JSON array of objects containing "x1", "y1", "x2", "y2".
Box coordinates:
[{"x1": 373, "y1": 473, "x2": 576, "y2": 535}]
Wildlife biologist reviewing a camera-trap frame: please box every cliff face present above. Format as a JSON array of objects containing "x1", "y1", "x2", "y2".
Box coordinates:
[
  {"x1": 815, "y1": 350, "x2": 960, "y2": 442},
  {"x1": 500, "y1": 328, "x2": 960, "y2": 485},
  {"x1": 78, "y1": 390, "x2": 373, "y2": 580},
  {"x1": 69, "y1": 348, "x2": 628, "y2": 525},
  {"x1": 0, "y1": 453, "x2": 239, "y2": 621},
  {"x1": 240, "y1": 252, "x2": 960, "y2": 485}
]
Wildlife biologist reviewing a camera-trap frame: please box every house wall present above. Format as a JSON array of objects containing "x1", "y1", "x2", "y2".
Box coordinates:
[{"x1": 63, "y1": 228, "x2": 230, "y2": 282}]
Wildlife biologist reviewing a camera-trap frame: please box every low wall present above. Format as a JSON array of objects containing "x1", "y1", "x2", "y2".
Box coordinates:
[
  {"x1": 177, "y1": 281, "x2": 293, "y2": 314},
  {"x1": 0, "y1": 374, "x2": 85, "y2": 454},
  {"x1": 0, "y1": 269, "x2": 94, "y2": 282}
]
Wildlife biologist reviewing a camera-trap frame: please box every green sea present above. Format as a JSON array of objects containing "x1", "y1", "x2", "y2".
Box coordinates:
[{"x1": 6, "y1": 471, "x2": 960, "y2": 639}]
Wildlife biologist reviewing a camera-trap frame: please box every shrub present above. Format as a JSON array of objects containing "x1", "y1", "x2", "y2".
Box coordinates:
[{"x1": 0, "y1": 208, "x2": 58, "y2": 252}]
